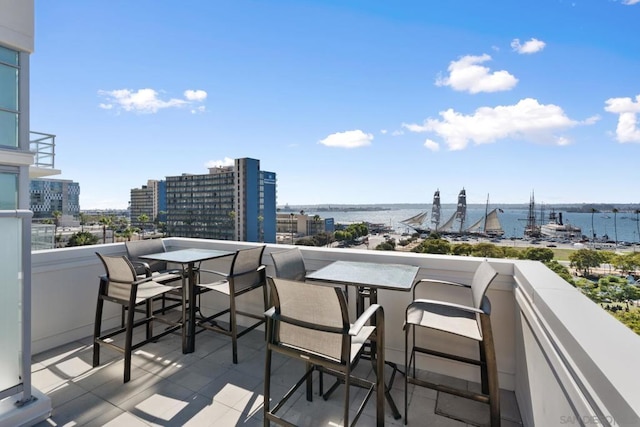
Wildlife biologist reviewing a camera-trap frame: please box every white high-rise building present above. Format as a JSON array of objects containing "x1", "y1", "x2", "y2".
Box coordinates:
[{"x1": 0, "y1": 1, "x2": 53, "y2": 424}]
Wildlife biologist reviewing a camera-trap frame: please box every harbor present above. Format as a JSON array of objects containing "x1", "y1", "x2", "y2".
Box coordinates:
[{"x1": 297, "y1": 199, "x2": 640, "y2": 246}]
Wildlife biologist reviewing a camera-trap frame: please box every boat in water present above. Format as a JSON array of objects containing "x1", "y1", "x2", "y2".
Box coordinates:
[
  {"x1": 540, "y1": 210, "x2": 582, "y2": 239},
  {"x1": 399, "y1": 189, "x2": 440, "y2": 234},
  {"x1": 399, "y1": 210, "x2": 429, "y2": 234},
  {"x1": 437, "y1": 188, "x2": 467, "y2": 234},
  {"x1": 465, "y1": 195, "x2": 504, "y2": 237},
  {"x1": 401, "y1": 188, "x2": 504, "y2": 237}
]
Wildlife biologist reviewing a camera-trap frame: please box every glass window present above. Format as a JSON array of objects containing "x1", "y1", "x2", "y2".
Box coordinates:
[
  {"x1": 0, "y1": 63, "x2": 18, "y2": 111},
  {"x1": 0, "y1": 45, "x2": 18, "y2": 66},
  {"x1": 0, "y1": 172, "x2": 18, "y2": 209},
  {"x1": 0, "y1": 110, "x2": 18, "y2": 148}
]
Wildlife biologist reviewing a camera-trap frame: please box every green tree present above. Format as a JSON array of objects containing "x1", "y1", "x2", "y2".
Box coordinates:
[
  {"x1": 375, "y1": 241, "x2": 396, "y2": 251},
  {"x1": 413, "y1": 238, "x2": 451, "y2": 254},
  {"x1": 67, "y1": 231, "x2": 99, "y2": 246},
  {"x1": 569, "y1": 249, "x2": 607, "y2": 276},
  {"x1": 451, "y1": 243, "x2": 474, "y2": 256},
  {"x1": 520, "y1": 247, "x2": 554, "y2": 262},
  {"x1": 471, "y1": 243, "x2": 504, "y2": 258},
  {"x1": 295, "y1": 237, "x2": 316, "y2": 246}
]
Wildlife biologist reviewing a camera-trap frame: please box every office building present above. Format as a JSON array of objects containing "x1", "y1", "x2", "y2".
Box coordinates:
[
  {"x1": 130, "y1": 179, "x2": 165, "y2": 230},
  {"x1": 30, "y1": 178, "x2": 80, "y2": 221},
  {"x1": 276, "y1": 212, "x2": 334, "y2": 240},
  {"x1": 166, "y1": 158, "x2": 276, "y2": 243}
]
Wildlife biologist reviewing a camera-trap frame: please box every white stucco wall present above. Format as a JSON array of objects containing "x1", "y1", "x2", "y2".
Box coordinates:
[{"x1": 0, "y1": 0, "x2": 34, "y2": 52}]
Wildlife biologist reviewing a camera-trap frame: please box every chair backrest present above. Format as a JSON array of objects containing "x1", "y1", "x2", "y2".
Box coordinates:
[
  {"x1": 270, "y1": 248, "x2": 306, "y2": 281},
  {"x1": 268, "y1": 276, "x2": 350, "y2": 363},
  {"x1": 96, "y1": 252, "x2": 137, "y2": 301},
  {"x1": 230, "y1": 245, "x2": 266, "y2": 289},
  {"x1": 470, "y1": 260, "x2": 499, "y2": 309},
  {"x1": 125, "y1": 239, "x2": 168, "y2": 274}
]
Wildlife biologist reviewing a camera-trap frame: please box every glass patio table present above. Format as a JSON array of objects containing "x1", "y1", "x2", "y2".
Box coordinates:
[
  {"x1": 307, "y1": 260, "x2": 420, "y2": 420},
  {"x1": 140, "y1": 248, "x2": 234, "y2": 354}
]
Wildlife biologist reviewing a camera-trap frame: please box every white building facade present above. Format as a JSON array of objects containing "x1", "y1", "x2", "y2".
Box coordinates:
[{"x1": 0, "y1": 1, "x2": 52, "y2": 425}]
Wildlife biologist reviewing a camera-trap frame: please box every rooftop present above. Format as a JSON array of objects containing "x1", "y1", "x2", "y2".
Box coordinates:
[{"x1": 7, "y1": 237, "x2": 640, "y2": 426}]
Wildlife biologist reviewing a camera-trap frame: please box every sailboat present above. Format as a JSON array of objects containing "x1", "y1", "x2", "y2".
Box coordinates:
[
  {"x1": 399, "y1": 189, "x2": 440, "y2": 234},
  {"x1": 399, "y1": 210, "x2": 429, "y2": 234},
  {"x1": 431, "y1": 189, "x2": 441, "y2": 231},
  {"x1": 437, "y1": 188, "x2": 467, "y2": 234},
  {"x1": 465, "y1": 195, "x2": 504, "y2": 237}
]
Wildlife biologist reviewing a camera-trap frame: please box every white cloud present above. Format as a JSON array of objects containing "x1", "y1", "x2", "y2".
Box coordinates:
[
  {"x1": 604, "y1": 94, "x2": 640, "y2": 143},
  {"x1": 98, "y1": 88, "x2": 207, "y2": 114},
  {"x1": 424, "y1": 139, "x2": 440, "y2": 152},
  {"x1": 622, "y1": 0, "x2": 640, "y2": 5},
  {"x1": 318, "y1": 130, "x2": 373, "y2": 148},
  {"x1": 403, "y1": 98, "x2": 583, "y2": 150},
  {"x1": 184, "y1": 89, "x2": 207, "y2": 101},
  {"x1": 511, "y1": 38, "x2": 546, "y2": 54},
  {"x1": 205, "y1": 157, "x2": 235, "y2": 169},
  {"x1": 435, "y1": 54, "x2": 518, "y2": 94},
  {"x1": 380, "y1": 129, "x2": 388, "y2": 134},
  {"x1": 391, "y1": 130, "x2": 404, "y2": 136}
]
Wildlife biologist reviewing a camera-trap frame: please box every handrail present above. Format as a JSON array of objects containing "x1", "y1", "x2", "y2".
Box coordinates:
[{"x1": 29, "y1": 131, "x2": 56, "y2": 169}]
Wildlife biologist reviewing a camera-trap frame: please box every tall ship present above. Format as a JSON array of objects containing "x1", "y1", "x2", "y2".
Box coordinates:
[
  {"x1": 399, "y1": 210, "x2": 429, "y2": 234},
  {"x1": 399, "y1": 189, "x2": 440, "y2": 234},
  {"x1": 401, "y1": 188, "x2": 504, "y2": 237},
  {"x1": 437, "y1": 188, "x2": 467, "y2": 234},
  {"x1": 524, "y1": 192, "x2": 541, "y2": 238},
  {"x1": 465, "y1": 195, "x2": 504, "y2": 237},
  {"x1": 431, "y1": 189, "x2": 441, "y2": 231}
]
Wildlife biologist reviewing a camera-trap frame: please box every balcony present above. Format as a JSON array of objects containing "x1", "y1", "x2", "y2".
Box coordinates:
[
  {"x1": 21, "y1": 238, "x2": 640, "y2": 426},
  {"x1": 29, "y1": 131, "x2": 60, "y2": 178}
]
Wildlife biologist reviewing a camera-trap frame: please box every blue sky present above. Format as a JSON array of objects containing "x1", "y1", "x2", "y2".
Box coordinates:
[{"x1": 31, "y1": 0, "x2": 640, "y2": 209}]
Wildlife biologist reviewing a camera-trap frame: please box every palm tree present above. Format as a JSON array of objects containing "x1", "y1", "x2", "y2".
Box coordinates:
[
  {"x1": 635, "y1": 209, "x2": 640, "y2": 245},
  {"x1": 612, "y1": 208, "x2": 619, "y2": 249},
  {"x1": 590, "y1": 207, "x2": 598, "y2": 244},
  {"x1": 78, "y1": 212, "x2": 87, "y2": 232},
  {"x1": 137, "y1": 213, "x2": 150, "y2": 239},
  {"x1": 120, "y1": 227, "x2": 134, "y2": 242},
  {"x1": 52, "y1": 210, "x2": 62, "y2": 247},
  {"x1": 98, "y1": 216, "x2": 112, "y2": 244}
]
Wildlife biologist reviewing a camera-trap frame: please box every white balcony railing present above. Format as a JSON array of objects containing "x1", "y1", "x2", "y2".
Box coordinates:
[{"x1": 30, "y1": 238, "x2": 640, "y2": 426}]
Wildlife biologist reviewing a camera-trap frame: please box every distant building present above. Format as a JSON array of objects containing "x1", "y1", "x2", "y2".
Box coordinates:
[
  {"x1": 166, "y1": 158, "x2": 276, "y2": 243},
  {"x1": 30, "y1": 178, "x2": 80, "y2": 223},
  {"x1": 276, "y1": 213, "x2": 334, "y2": 238},
  {"x1": 130, "y1": 179, "x2": 164, "y2": 230}
]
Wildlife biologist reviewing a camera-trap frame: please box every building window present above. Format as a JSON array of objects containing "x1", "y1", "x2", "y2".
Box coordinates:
[
  {"x1": 0, "y1": 45, "x2": 19, "y2": 148},
  {"x1": 0, "y1": 171, "x2": 18, "y2": 209}
]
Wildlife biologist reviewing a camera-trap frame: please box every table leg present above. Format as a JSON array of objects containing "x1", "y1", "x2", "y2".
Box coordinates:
[
  {"x1": 364, "y1": 288, "x2": 402, "y2": 420},
  {"x1": 186, "y1": 262, "x2": 197, "y2": 353}
]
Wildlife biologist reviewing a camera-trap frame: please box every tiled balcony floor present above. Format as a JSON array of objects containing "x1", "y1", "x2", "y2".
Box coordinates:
[{"x1": 31, "y1": 326, "x2": 522, "y2": 426}]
